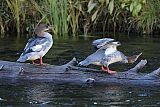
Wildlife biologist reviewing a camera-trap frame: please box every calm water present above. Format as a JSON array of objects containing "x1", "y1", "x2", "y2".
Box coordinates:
[{"x1": 0, "y1": 34, "x2": 160, "y2": 106}]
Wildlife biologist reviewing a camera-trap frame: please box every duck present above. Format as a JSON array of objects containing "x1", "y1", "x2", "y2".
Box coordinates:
[
  {"x1": 79, "y1": 38, "x2": 142, "y2": 74},
  {"x1": 17, "y1": 24, "x2": 53, "y2": 65}
]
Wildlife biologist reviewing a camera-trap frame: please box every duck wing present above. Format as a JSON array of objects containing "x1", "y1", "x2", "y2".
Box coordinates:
[
  {"x1": 96, "y1": 43, "x2": 116, "y2": 55},
  {"x1": 101, "y1": 51, "x2": 128, "y2": 66},
  {"x1": 21, "y1": 36, "x2": 48, "y2": 56},
  {"x1": 79, "y1": 49, "x2": 105, "y2": 66},
  {"x1": 92, "y1": 38, "x2": 115, "y2": 48}
]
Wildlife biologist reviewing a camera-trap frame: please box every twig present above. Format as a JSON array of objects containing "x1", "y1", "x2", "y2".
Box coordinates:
[{"x1": 0, "y1": 65, "x2": 4, "y2": 71}]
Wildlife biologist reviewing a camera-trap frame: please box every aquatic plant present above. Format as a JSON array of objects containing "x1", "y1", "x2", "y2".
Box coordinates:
[
  {"x1": 48, "y1": 0, "x2": 68, "y2": 36},
  {"x1": 6, "y1": 0, "x2": 21, "y2": 34},
  {"x1": 1, "y1": 0, "x2": 160, "y2": 36},
  {"x1": 30, "y1": 0, "x2": 69, "y2": 36},
  {"x1": 136, "y1": 0, "x2": 160, "y2": 34},
  {"x1": 0, "y1": 16, "x2": 4, "y2": 35}
]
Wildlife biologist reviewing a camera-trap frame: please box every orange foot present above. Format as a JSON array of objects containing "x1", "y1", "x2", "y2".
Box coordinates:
[
  {"x1": 32, "y1": 60, "x2": 44, "y2": 66},
  {"x1": 101, "y1": 66, "x2": 117, "y2": 74}
]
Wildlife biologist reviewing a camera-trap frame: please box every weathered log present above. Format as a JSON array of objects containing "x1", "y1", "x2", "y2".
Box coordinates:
[{"x1": 0, "y1": 58, "x2": 160, "y2": 87}]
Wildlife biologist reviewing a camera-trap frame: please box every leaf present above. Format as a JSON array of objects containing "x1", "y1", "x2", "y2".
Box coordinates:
[
  {"x1": 121, "y1": 3, "x2": 125, "y2": 9},
  {"x1": 135, "y1": 3, "x2": 142, "y2": 13},
  {"x1": 108, "y1": 0, "x2": 114, "y2": 14},
  {"x1": 106, "y1": 0, "x2": 110, "y2": 5},
  {"x1": 87, "y1": 3, "x2": 97, "y2": 13},
  {"x1": 132, "y1": 10, "x2": 137, "y2": 16},
  {"x1": 130, "y1": 3, "x2": 134, "y2": 12},
  {"x1": 132, "y1": 3, "x2": 142, "y2": 16},
  {"x1": 88, "y1": 0, "x2": 93, "y2": 8},
  {"x1": 92, "y1": 10, "x2": 98, "y2": 21},
  {"x1": 98, "y1": 0, "x2": 105, "y2": 4},
  {"x1": 142, "y1": 0, "x2": 146, "y2": 4},
  {"x1": 19, "y1": 0, "x2": 25, "y2": 2},
  {"x1": 67, "y1": 15, "x2": 71, "y2": 21}
]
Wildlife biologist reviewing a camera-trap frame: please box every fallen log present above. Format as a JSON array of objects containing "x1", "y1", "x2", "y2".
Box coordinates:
[{"x1": 0, "y1": 58, "x2": 160, "y2": 87}]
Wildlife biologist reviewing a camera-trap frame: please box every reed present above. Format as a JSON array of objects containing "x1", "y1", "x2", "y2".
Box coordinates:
[
  {"x1": 48, "y1": 0, "x2": 68, "y2": 36},
  {"x1": 30, "y1": 0, "x2": 69, "y2": 36},
  {"x1": 68, "y1": 0, "x2": 80, "y2": 35},
  {"x1": 6, "y1": 0, "x2": 21, "y2": 34},
  {"x1": 136, "y1": 0, "x2": 160, "y2": 34},
  {"x1": 0, "y1": 16, "x2": 4, "y2": 35},
  {"x1": 1, "y1": 0, "x2": 160, "y2": 36}
]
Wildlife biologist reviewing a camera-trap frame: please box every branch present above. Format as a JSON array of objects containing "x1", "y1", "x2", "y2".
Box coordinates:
[{"x1": 127, "y1": 60, "x2": 147, "y2": 73}]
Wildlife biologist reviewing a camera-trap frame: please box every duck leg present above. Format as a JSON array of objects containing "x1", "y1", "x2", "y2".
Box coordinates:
[
  {"x1": 40, "y1": 56, "x2": 43, "y2": 65},
  {"x1": 32, "y1": 60, "x2": 35, "y2": 64},
  {"x1": 101, "y1": 66, "x2": 116, "y2": 74}
]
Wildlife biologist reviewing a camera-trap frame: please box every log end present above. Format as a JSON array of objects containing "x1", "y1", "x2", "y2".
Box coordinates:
[{"x1": 127, "y1": 59, "x2": 147, "y2": 73}]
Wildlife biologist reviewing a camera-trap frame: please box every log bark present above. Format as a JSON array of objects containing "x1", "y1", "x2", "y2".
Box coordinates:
[{"x1": 0, "y1": 58, "x2": 160, "y2": 87}]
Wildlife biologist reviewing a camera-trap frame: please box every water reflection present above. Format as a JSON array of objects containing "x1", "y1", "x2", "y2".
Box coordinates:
[
  {"x1": 0, "y1": 34, "x2": 160, "y2": 106},
  {"x1": 1, "y1": 83, "x2": 160, "y2": 106}
]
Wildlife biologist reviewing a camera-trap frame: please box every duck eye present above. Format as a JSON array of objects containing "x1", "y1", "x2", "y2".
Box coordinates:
[
  {"x1": 46, "y1": 25, "x2": 48, "y2": 28},
  {"x1": 46, "y1": 24, "x2": 50, "y2": 28}
]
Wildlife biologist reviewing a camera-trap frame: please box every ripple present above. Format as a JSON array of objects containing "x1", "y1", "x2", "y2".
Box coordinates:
[
  {"x1": 93, "y1": 102, "x2": 98, "y2": 105},
  {"x1": 138, "y1": 93, "x2": 149, "y2": 97},
  {"x1": 0, "y1": 97, "x2": 6, "y2": 101}
]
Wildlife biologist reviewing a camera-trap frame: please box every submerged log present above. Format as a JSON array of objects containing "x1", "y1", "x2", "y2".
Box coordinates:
[{"x1": 0, "y1": 58, "x2": 160, "y2": 87}]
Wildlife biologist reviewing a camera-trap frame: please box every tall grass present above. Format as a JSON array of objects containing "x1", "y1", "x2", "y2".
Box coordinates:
[
  {"x1": 1, "y1": 0, "x2": 160, "y2": 36},
  {"x1": 31, "y1": 0, "x2": 68, "y2": 36},
  {"x1": 68, "y1": 0, "x2": 81, "y2": 35},
  {"x1": 136, "y1": 0, "x2": 160, "y2": 34},
  {"x1": 6, "y1": 0, "x2": 21, "y2": 34},
  {"x1": 0, "y1": 16, "x2": 4, "y2": 35},
  {"x1": 48, "y1": 0, "x2": 68, "y2": 36}
]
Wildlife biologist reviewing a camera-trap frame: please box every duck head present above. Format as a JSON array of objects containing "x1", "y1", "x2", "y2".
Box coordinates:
[
  {"x1": 34, "y1": 24, "x2": 52, "y2": 37},
  {"x1": 128, "y1": 52, "x2": 142, "y2": 64},
  {"x1": 111, "y1": 41, "x2": 121, "y2": 46},
  {"x1": 99, "y1": 41, "x2": 121, "y2": 50}
]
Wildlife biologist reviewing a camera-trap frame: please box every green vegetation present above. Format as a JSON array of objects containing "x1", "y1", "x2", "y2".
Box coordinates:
[{"x1": 0, "y1": 0, "x2": 160, "y2": 36}]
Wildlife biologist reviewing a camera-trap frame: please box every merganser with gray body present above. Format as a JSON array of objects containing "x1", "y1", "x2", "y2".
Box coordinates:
[
  {"x1": 79, "y1": 38, "x2": 142, "y2": 74},
  {"x1": 17, "y1": 24, "x2": 53, "y2": 65}
]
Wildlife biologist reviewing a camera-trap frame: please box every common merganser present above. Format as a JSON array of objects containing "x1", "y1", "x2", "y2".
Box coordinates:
[
  {"x1": 17, "y1": 24, "x2": 53, "y2": 65},
  {"x1": 79, "y1": 38, "x2": 142, "y2": 74}
]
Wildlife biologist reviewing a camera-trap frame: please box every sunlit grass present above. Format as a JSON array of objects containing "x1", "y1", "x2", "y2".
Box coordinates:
[
  {"x1": 48, "y1": 0, "x2": 68, "y2": 36},
  {"x1": 0, "y1": 16, "x2": 4, "y2": 35},
  {"x1": 1, "y1": 0, "x2": 160, "y2": 36},
  {"x1": 6, "y1": 0, "x2": 21, "y2": 34},
  {"x1": 136, "y1": 0, "x2": 160, "y2": 34}
]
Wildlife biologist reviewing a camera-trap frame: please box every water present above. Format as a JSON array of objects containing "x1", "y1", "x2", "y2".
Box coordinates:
[{"x1": 0, "y1": 34, "x2": 160, "y2": 106}]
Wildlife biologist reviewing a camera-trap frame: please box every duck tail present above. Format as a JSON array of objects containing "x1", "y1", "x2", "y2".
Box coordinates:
[
  {"x1": 78, "y1": 60, "x2": 90, "y2": 66},
  {"x1": 17, "y1": 56, "x2": 27, "y2": 62}
]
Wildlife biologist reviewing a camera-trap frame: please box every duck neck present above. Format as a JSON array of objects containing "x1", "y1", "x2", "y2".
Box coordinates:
[
  {"x1": 112, "y1": 46, "x2": 117, "y2": 50},
  {"x1": 37, "y1": 31, "x2": 45, "y2": 37}
]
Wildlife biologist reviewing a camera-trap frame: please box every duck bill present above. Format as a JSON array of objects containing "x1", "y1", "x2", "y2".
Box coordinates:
[
  {"x1": 112, "y1": 41, "x2": 121, "y2": 46},
  {"x1": 44, "y1": 25, "x2": 53, "y2": 32}
]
